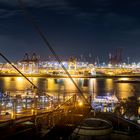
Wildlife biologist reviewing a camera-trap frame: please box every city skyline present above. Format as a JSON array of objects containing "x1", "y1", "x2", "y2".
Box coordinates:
[{"x1": 0, "y1": 0, "x2": 140, "y2": 62}]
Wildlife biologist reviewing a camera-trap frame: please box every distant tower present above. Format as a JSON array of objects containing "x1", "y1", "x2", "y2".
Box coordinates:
[
  {"x1": 109, "y1": 48, "x2": 123, "y2": 65},
  {"x1": 108, "y1": 53, "x2": 112, "y2": 64},
  {"x1": 68, "y1": 57, "x2": 77, "y2": 70},
  {"x1": 80, "y1": 54, "x2": 83, "y2": 61},
  {"x1": 23, "y1": 53, "x2": 30, "y2": 61},
  {"x1": 88, "y1": 53, "x2": 92, "y2": 63},
  {"x1": 31, "y1": 53, "x2": 38, "y2": 62},
  {"x1": 116, "y1": 48, "x2": 123, "y2": 64},
  {"x1": 21, "y1": 53, "x2": 30, "y2": 73},
  {"x1": 127, "y1": 57, "x2": 130, "y2": 65},
  {"x1": 30, "y1": 53, "x2": 40, "y2": 73},
  {"x1": 20, "y1": 53, "x2": 40, "y2": 73}
]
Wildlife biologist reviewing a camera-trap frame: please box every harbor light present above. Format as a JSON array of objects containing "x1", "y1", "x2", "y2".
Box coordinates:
[
  {"x1": 11, "y1": 112, "x2": 14, "y2": 119},
  {"x1": 31, "y1": 109, "x2": 34, "y2": 115},
  {"x1": 78, "y1": 101, "x2": 83, "y2": 106}
]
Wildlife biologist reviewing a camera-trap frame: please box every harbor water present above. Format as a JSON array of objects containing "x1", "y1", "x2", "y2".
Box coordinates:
[{"x1": 0, "y1": 77, "x2": 140, "y2": 118}]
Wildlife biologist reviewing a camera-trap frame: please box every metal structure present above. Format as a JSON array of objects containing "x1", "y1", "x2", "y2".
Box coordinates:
[
  {"x1": 0, "y1": 52, "x2": 37, "y2": 90},
  {"x1": 109, "y1": 48, "x2": 123, "y2": 65}
]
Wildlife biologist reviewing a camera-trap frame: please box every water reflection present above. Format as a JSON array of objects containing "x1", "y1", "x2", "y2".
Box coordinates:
[
  {"x1": 3, "y1": 77, "x2": 31, "y2": 91},
  {"x1": 105, "y1": 79, "x2": 114, "y2": 92},
  {"x1": 1, "y1": 77, "x2": 140, "y2": 120},
  {"x1": 1, "y1": 77, "x2": 140, "y2": 99},
  {"x1": 64, "y1": 78, "x2": 77, "y2": 92},
  {"x1": 116, "y1": 83, "x2": 134, "y2": 99},
  {"x1": 47, "y1": 78, "x2": 58, "y2": 91},
  {"x1": 88, "y1": 78, "x2": 94, "y2": 94}
]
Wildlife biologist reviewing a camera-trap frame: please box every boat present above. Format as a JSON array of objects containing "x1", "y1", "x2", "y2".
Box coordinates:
[
  {"x1": 93, "y1": 95, "x2": 118, "y2": 104},
  {"x1": 91, "y1": 94, "x2": 118, "y2": 112}
]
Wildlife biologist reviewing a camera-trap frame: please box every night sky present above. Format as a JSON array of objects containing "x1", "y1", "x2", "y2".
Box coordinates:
[{"x1": 0, "y1": 0, "x2": 140, "y2": 63}]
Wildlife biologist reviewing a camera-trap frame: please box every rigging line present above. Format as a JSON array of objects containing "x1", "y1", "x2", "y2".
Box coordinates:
[
  {"x1": 0, "y1": 52, "x2": 37, "y2": 90},
  {"x1": 17, "y1": 0, "x2": 93, "y2": 108}
]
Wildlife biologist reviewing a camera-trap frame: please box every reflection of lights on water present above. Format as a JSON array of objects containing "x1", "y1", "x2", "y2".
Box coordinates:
[
  {"x1": 4, "y1": 77, "x2": 11, "y2": 82},
  {"x1": 64, "y1": 79, "x2": 77, "y2": 91},
  {"x1": 48, "y1": 79, "x2": 56, "y2": 90},
  {"x1": 93, "y1": 78, "x2": 97, "y2": 96},
  {"x1": 89, "y1": 79, "x2": 94, "y2": 93},
  {"x1": 3, "y1": 77, "x2": 12, "y2": 89},
  {"x1": 105, "y1": 79, "x2": 113, "y2": 91},
  {"x1": 117, "y1": 84, "x2": 133, "y2": 99},
  {"x1": 16, "y1": 77, "x2": 27, "y2": 90}
]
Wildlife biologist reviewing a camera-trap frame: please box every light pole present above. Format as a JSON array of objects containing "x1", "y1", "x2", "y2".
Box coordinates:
[{"x1": 127, "y1": 57, "x2": 130, "y2": 65}]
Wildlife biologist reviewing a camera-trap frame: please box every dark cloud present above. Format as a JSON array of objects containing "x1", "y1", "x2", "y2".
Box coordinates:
[
  {"x1": 0, "y1": 0, "x2": 140, "y2": 62},
  {"x1": 1, "y1": 0, "x2": 139, "y2": 26},
  {"x1": 0, "y1": 8, "x2": 21, "y2": 19},
  {"x1": 0, "y1": 0, "x2": 69, "y2": 8}
]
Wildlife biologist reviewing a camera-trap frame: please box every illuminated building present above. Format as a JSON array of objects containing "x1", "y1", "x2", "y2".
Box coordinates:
[{"x1": 19, "y1": 53, "x2": 40, "y2": 74}]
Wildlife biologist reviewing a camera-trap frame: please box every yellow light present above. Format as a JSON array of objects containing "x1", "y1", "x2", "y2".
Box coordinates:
[
  {"x1": 11, "y1": 112, "x2": 14, "y2": 119},
  {"x1": 35, "y1": 95, "x2": 38, "y2": 98},
  {"x1": 119, "y1": 78, "x2": 129, "y2": 81},
  {"x1": 31, "y1": 109, "x2": 34, "y2": 115},
  {"x1": 48, "y1": 78, "x2": 55, "y2": 90},
  {"x1": 32, "y1": 77, "x2": 37, "y2": 82},
  {"x1": 105, "y1": 79, "x2": 113, "y2": 91},
  {"x1": 78, "y1": 101, "x2": 83, "y2": 106},
  {"x1": 17, "y1": 77, "x2": 23, "y2": 81},
  {"x1": 138, "y1": 107, "x2": 140, "y2": 114},
  {"x1": 4, "y1": 77, "x2": 11, "y2": 82},
  {"x1": 107, "y1": 72, "x2": 114, "y2": 75}
]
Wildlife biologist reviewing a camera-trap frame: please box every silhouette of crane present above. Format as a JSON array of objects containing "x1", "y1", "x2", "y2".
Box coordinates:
[{"x1": 0, "y1": 52, "x2": 37, "y2": 89}]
